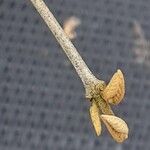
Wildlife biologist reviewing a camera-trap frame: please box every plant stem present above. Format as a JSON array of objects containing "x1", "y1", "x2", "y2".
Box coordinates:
[{"x1": 29, "y1": 0, "x2": 104, "y2": 98}]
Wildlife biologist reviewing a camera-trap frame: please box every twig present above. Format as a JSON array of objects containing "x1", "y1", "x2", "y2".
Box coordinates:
[
  {"x1": 29, "y1": 0, "x2": 129, "y2": 143},
  {"x1": 29, "y1": 0, "x2": 104, "y2": 98}
]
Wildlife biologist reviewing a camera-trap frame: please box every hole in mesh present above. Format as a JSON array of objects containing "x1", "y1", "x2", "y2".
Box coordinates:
[
  {"x1": 32, "y1": 59, "x2": 38, "y2": 66},
  {"x1": 43, "y1": 30, "x2": 49, "y2": 36},
  {"x1": 53, "y1": 93, "x2": 61, "y2": 99},
  {"x1": 20, "y1": 38, "x2": 27, "y2": 44},
  {"x1": 19, "y1": 57, "x2": 25, "y2": 64},
  {"x1": 14, "y1": 130, "x2": 20, "y2": 138},
  {"x1": 16, "y1": 67, "x2": 22, "y2": 74},
  {"x1": 34, "y1": 18, "x2": 40, "y2": 25},
  {"x1": 9, "y1": 1, "x2": 16, "y2": 9},
  {"x1": 40, "y1": 91, "x2": 46, "y2": 99},
  {"x1": 104, "y1": 18, "x2": 113, "y2": 25},
  {"x1": 1, "y1": 106, "x2": 7, "y2": 115},
  {"x1": 28, "y1": 69, "x2": 34, "y2": 76},
  {"x1": 14, "y1": 108, "x2": 20, "y2": 116},
  {"x1": 18, "y1": 27, "x2": 24, "y2": 33},
  {"x1": 66, "y1": 115, "x2": 72, "y2": 122},
  {"x1": 116, "y1": 1, "x2": 122, "y2": 7},
  {"x1": 55, "y1": 124, "x2": 62, "y2": 131},
  {"x1": 43, "y1": 145, "x2": 49, "y2": 150},
  {"x1": 10, "y1": 15, "x2": 16, "y2": 22},
  {"x1": 30, "y1": 121, "x2": 35, "y2": 128},
  {"x1": 40, "y1": 71, "x2": 46, "y2": 78},
  {"x1": 107, "y1": 8, "x2": 114, "y2": 14},
  {"x1": 0, "y1": 129, "x2": 6, "y2": 137},
  {"x1": 136, "y1": 144, "x2": 142, "y2": 150},
  {"x1": 15, "y1": 87, "x2": 20, "y2": 95},
  {"x1": 116, "y1": 19, "x2": 123, "y2": 27},
  {"x1": 30, "y1": 100, "x2": 35, "y2": 107},
  {"x1": 56, "y1": 10, "x2": 62, "y2": 16},
  {"x1": 21, "y1": 3, "x2": 27, "y2": 10},
  {"x1": 8, "y1": 35, "x2": 15, "y2": 42},
  {"x1": 43, "y1": 123, "x2": 49, "y2": 130},
  {"x1": 43, "y1": 81, "x2": 48, "y2": 88},
  {"x1": 0, "y1": 0, "x2": 4, "y2": 5},
  {"x1": 69, "y1": 126, "x2": 77, "y2": 133},
  {"x1": 128, "y1": 3, "x2": 135, "y2": 9},
  {"x1": 39, "y1": 111, "x2": 46, "y2": 120},
  {"x1": 94, "y1": 139, "x2": 100, "y2": 146},
  {"x1": 40, "y1": 133, "x2": 47, "y2": 141},
  {"x1": 16, "y1": 141, "x2": 22, "y2": 147},
  {"x1": 27, "y1": 110, "x2": 33, "y2": 117},
  {"x1": 26, "y1": 131, "x2": 33, "y2": 140},
  {"x1": 3, "y1": 66, "x2": 9, "y2": 74},
  {"x1": 103, "y1": 39, "x2": 111, "y2": 45},
  {"x1": 3, "y1": 118, "x2": 9, "y2": 126},
  {"x1": 27, "y1": 89, "x2": 34, "y2": 97},
  {"x1": 22, "y1": 16, "x2": 28, "y2": 23},
  {"x1": 106, "y1": 29, "x2": 113, "y2": 36},
  {"x1": 145, "y1": 103, "x2": 150, "y2": 110},
  {"x1": 66, "y1": 136, "x2": 73, "y2": 144},
  {"x1": 70, "y1": 105, "x2": 76, "y2": 112},
  {"x1": 33, "y1": 40, "x2": 38, "y2": 46},
  {"x1": 53, "y1": 134, "x2": 60, "y2": 142},
  {"x1": 43, "y1": 101, "x2": 49, "y2": 108},
  {"x1": 18, "y1": 78, "x2": 23, "y2": 84},
  {"x1": 30, "y1": 143, "x2": 36, "y2": 150},
  {"x1": 92, "y1": 16, "x2": 98, "y2": 22},
  {"x1": 31, "y1": 28, "x2": 36, "y2": 34},
  {"x1": 2, "y1": 85, "x2": 8, "y2": 94},
  {"x1": 0, "y1": 12, "x2": 4, "y2": 20},
  {"x1": 4, "y1": 97, "x2": 10, "y2": 103},
  {"x1": 81, "y1": 138, "x2": 88, "y2": 145},
  {"x1": 6, "y1": 25, "x2": 12, "y2": 32},
  {"x1": 83, "y1": 126, "x2": 89, "y2": 134},
  {"x1": 116, "y1": 41, "x2": 125, "y2": 48}
]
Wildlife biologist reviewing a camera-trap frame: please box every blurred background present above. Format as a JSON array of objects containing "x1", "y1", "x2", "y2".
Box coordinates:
[{"x1": 0, "y1": 0, "x2": 150, "y2": 150}]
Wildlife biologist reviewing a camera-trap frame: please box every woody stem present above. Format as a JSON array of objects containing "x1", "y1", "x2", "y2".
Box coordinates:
[{"x1": 29, "y1": 0, "x2": 102, "y2": 97}]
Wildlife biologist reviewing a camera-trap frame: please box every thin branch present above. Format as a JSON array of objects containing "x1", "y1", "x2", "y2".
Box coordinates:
[
  {"x1": 29, "y1": 0, "x2": 103, "y2": 98},
  {"x1": 29, "y1": 1, "x2": 129, "y2": 143}
]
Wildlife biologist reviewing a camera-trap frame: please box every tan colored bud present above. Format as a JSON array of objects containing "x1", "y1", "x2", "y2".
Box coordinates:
[
  {"x1": 101, "y1": 69, "x2": 125, "y2": 105},
  {"x1": 89, "y1": 101, "x2": 101, "y2": 136},
  {"x1": 63, "y1": 16, "x2": 81, "y2": 40},
  {"x1": 101, "y1": 115, "x2": 129, "y2": 143}
]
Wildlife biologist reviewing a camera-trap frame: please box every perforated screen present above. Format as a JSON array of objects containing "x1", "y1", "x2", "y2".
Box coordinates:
[{"x1": 0, "y1": 0, "x2": 150, "y2": 150}]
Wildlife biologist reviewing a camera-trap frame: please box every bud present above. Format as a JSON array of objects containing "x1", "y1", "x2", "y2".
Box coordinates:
[
  {"x1": 89, "y1": 101, "x2": 101, "y2": 136},
  {"x1": 101, "y1": 69, "x2": 125, "y2": 105},
  {"x1": 63, "y1": 16, "x2": 81, "y2": 40},
  {"x1": 101, "y1": 115, "x2": 129, "y2": 143}
]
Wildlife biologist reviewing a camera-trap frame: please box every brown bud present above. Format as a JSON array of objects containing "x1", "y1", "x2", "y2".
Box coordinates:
[
  {"x1": 89, "y1": 101, "x2": 101, "y2": 136},
  {"x1": 101, "y1": 69, "x2": 125, "y2": 105},
  {"x1": 101, "y1": 115, "x2": 129, "y2": 143}
]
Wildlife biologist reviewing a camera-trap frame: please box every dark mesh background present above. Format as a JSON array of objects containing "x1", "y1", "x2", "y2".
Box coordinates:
[{"x1": 0, "y1": 0, "x2": 150, "y2": 150}]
